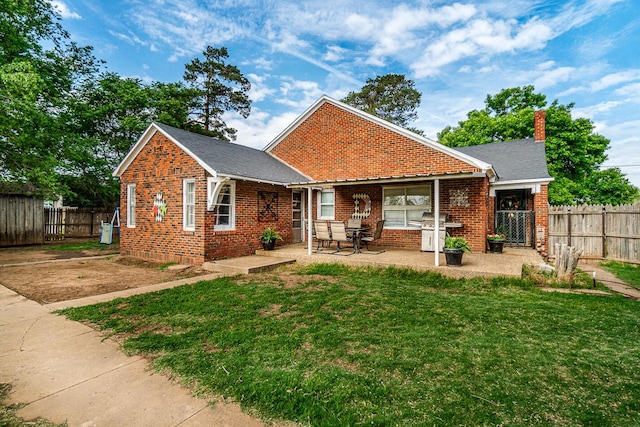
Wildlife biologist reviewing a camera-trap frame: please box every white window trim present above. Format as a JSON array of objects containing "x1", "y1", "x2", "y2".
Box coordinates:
[
  {"x1": 382, "y1": 184, "x2": 432, "y2": 229},
  {"x1": 317, "y1": 189, "x2": 335, "y2": 220},
  {"x1": 213, "y1": 181, "x2": 236, "y2": 231},
  {"x1": 183, "y1": 179, "x2": 196, "y2": 231},
  {"x1": 126, "y1": 184, "x2": 136, "y2": 228}
]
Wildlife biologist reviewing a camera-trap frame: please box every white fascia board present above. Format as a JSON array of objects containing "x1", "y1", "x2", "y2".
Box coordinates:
[{"x1": 489, "y1": 178, "x2": 554, "y2": 196}]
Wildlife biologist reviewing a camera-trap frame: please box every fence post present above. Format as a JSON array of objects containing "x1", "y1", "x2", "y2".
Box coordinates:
[
  {"x1": 90, "y1": 210, "x2": 95, "y2": 236},
  {"x1": 567, "y1": 207, "x2": 572, "y2": 247},
  {"x1": 602, "y1": 206, "x2": 606, "y2": 259}
]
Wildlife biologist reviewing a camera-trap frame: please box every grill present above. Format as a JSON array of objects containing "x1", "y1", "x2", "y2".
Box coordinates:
[{"x1": 419, "y1": 212, "x2": 463, "y2": 252}]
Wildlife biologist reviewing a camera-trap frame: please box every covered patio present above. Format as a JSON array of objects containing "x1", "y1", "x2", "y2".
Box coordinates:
[{"x1": 258, "y1": 243, "x2": 545, "y2": 279}]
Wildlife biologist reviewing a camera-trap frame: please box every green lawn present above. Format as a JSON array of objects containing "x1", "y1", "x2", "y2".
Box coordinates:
[
  {"x1": 601, "y1": 261, "x2": 640, "y2": 288},
  {"x1": 59, "y1": 264, "x2": 640, "y2": 426}
]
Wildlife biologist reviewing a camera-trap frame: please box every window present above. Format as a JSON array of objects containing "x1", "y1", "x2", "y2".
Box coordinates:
[
  {"x1": 213, "y1": 181, "x2": 235, "y2": 231},
  {"x1": 382, "y1": 185, "x2": 432, "y2": 228},
  {"x1": 126, "y1": 184, "x2": 136, "y2": 227},
  {"x1": 317, "y1": 189, "x2": 334, "y2": 219},
  {"x1": 183, "y1": 179, "x2": 195, "y2": 230}
]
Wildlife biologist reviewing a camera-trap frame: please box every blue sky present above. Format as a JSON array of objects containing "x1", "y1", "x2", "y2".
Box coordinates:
[{"x1": 52, "y1": 0, "x2": 640, "y2": 188}]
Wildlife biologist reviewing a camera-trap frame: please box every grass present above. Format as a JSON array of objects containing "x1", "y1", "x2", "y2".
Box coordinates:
[
  {"x1": 45, "y1": 241, "x2": 112, "y2": 251},
  {"x1": 0, "y1": 384, "x2": 66, "y2": 427},
  {"x1": 600, "y1": 261, "x2": 640, "y2": 288},
  {"x1": 59, "y1": 264, "x2": 640, "y2": 426}
]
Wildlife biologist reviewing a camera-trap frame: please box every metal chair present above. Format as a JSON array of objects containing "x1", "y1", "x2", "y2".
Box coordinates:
[
  {"x1": 360, "y1": 220, "x2": 385, "y2": 253},
  {"x1": 329, "y1": 221, "x2": 355, "y2": 255},
  {"x1": 313, "y1": 220, "x2": 332, "y2": 251}
]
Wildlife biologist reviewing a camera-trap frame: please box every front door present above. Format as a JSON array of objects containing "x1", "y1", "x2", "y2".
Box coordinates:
[{"x1": 292, "y1": 191, "x2": 303, "y2": 243}]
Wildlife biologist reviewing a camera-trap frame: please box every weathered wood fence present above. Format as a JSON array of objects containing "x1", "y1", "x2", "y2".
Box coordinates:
[
  {"x1": 548, "y1": 204, "x2": 640, "y2": 263},
  {"x1": 0, "y1": 195, "x2": 44, "y2": 246},
  {"x1": 45, "y1": 207, "x2": 113, "y2": 241}
]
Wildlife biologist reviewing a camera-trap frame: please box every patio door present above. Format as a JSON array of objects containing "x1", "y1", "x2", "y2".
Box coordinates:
[
  {"x1": 292, "y1": 191, "x2": 304, "y2": 243},
  {"x1": 496, "y1": 190, "x2": 534, "y2": 247}
]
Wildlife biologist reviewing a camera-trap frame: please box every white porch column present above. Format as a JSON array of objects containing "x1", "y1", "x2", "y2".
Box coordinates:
[
  {"x1": 433, "y1": 179, "x2": 440, "y2": 266},
  {"x1": 307, "y1": 188, "x2": 313, "y2": 255}
]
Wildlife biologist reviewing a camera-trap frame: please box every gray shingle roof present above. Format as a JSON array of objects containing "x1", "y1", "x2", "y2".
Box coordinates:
[
  {"x1": 155, "y1": 123, "x2": 309, "y2": 185},
  {"x1": 455, "y1": 138, "x2": 552, "y2": 181}
]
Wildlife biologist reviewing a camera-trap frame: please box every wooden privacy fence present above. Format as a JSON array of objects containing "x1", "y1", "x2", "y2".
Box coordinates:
[
  {"x1": 45, "y1": 207, "x2": 113, "y2": 241},
  {"x1": 0, "y1": 195, "x2": 44, "y2": 246},
  {"x1": 548, "y1": 204, "x2": 640, "y2": 263}
]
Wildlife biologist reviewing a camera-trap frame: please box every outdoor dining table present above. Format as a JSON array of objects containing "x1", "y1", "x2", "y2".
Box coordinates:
[{"x1": 345, "y1": 226, "x2": 371, "y2": 253}]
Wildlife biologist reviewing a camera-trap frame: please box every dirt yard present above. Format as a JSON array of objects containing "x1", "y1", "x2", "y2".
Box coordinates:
[{"x1": 0, "y1": 242, "x2": 208, "y2": 304}]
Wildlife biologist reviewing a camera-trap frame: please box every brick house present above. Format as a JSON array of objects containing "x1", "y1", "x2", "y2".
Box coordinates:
[{"x1": 114, "y1": 96, "x2": 552, "y2": 264}]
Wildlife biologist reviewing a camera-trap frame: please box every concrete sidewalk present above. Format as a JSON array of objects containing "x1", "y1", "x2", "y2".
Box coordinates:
[
  {"x1": 0, "y1": 282, "x2": 266, "y2": 426},
  {"x1": 578, "y1": 263, "x2": 640, "y2": 300}
]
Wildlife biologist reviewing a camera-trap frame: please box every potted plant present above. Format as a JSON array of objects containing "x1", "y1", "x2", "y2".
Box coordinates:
[
  {"x1": 486, "y1": 232, "x2": 507, "y2": 253},
  {"x1": 260, "y1": 227, "x2": 282, "y2": 250},
  {"x1": 443, "y1": 233, "x2": 471, "y2": 266}
]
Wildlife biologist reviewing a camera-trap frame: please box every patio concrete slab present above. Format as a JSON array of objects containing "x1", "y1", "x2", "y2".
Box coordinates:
[
  {"x1": 258, "y1": 243, "x2": 544, "y2": 279},
  {"x1": 203, "y1": 255, "x2": 296, "y2": 275}
]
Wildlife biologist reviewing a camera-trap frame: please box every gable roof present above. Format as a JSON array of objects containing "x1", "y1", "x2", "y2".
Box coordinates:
[
  {"x1": 263, "y1": 95, "x2": 494, "y2": 174},
  {"x1": 114, "y1": 123, "x2": 309, "y2": 185},
  {"x1": 456, "y1": 139, "x2": 552, "y2": 183}
]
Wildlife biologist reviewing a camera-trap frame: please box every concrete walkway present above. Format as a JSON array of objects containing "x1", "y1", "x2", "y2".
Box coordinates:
[
  {"x1": 578, "y1": 263, "x2": 640, "y2": 300},
  {"x1": 0, "y1": 269, "x2": 272, "y2": 426}
]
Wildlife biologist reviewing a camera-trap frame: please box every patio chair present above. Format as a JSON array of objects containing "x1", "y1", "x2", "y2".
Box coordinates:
[
  {"x1": 313, "y1": 220, "x2": 332, "y2": 251},
  {"x1": 360, "y1": 220, "x2": 385, "y2": 254},
  {"x1": 329, "y1": 221, "x2": 355, "y2": 255}
]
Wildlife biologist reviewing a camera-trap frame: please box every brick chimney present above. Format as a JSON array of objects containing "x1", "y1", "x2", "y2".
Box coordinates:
[{"x1": 534, "y1": 110, "x2": 546, "y2": 142}]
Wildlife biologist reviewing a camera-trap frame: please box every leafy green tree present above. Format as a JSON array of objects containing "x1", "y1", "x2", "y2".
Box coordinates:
[
  {"x1": 342, "y1": 74, "x2": 421, "y2": 128},
  {"x1": 62, "y1": 73, "x2": 200, "y2": 207},
  {"x1": 61, "y1": 72, "x2": 153, "y2": 207},
  {"x1": 0, "y1": 0, "x2": 97, "y2": 199},
  {"x1": 438, "y1": 86, "x2": 639, "y2": 205},
  {"x1": 183, "y1": 46, "x2": 251, "y2": 141}
]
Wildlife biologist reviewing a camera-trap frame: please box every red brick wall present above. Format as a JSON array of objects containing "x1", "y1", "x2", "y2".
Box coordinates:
[
  {"x1": 119, "y1": 131, "x2": 294, "y2": 264},
  {"x1": 311, "y1": 178, "x2": 488, "y2": 252},
  {"x1": 534, "y1": 184, "x2": 549, "y2": 258},
  {"x1": 270, "y1": 102, "x2": 481, "y2": 181},
  {"x1": 204, "y1": 181, "x2": 294, "y2": 260},
  {"x1": 440, "y1": 178, "x2": 489, "y2": 252}
]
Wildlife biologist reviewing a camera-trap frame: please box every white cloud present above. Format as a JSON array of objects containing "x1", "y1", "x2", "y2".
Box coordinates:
[
  {"x1": 226, "y1": 109, "x2": 302, "y2": 149},
  {"x1": 590, "y1": 70, "x2": 640, "y2": 92},
  {"x1": 614, "y1": 82, "x2": 640, "y2": 97},
  {"x1": 533, "y1": 66, "x2": 576, "y2": 89},
  {"x1": 411, "y1": 17, "x2": 553, "y2": 78},
  {"x1": 49, "y1": 1, "x2": 81, "y2": 19},
  {"x1": 277, "y1": 78, "x2": 324, "y2": 108},
  {"x1": 247, "y1": 73, "x2": 276, "y2": 102},
  {"x1": 574, "y1": 101, "x2": 624, "y2": 118},
  {"x1": 251, "y1": 57, "x2": 274, "y2": 70},
  {"x1": 323, "y1": 45, "x2": 347, "y2": 62}
]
